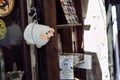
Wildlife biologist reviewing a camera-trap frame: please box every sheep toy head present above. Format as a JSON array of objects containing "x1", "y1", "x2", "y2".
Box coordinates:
[{"x1": 23, "y1": 23, "x2": 55, "y2": 48}]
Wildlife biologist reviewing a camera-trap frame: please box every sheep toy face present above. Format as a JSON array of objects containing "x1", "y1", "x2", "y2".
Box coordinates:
[{"x1": 23, "y1": 23, "x2": 55, "y2": 48}]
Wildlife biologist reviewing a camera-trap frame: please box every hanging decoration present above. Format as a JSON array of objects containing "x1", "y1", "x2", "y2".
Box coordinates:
[
  {"x1": 6, "y1": 63, "x2": 25, "y2": 80},
  {"x1": 24, "y1": 6, "x2": 55, "y2": 48},
  {"x1": 0, "y1": 0, "x2": 14, "y2": 17},
  {"x1": 0, "y1": 19, "x2": 6, "y2": 40},
  {"x1": 23, "y1": 22, "x2": 55, "y2": 48}
]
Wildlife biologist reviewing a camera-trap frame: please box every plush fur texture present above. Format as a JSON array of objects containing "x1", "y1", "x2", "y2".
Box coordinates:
[{"x1": 23, "y1": 23, "x2": 54, "y2": 48}]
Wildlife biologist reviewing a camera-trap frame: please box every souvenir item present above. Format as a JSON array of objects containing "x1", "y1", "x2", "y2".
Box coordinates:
[
  {"x1": 0, "y1": 0, "x2": 14, "y2": 17},
  {"x1": 23, "y1": 23, "x2": 55, "y2": 48},
  {"x1": 8, "y1": 23, "x2": 22, "y2": 45},
  {"x1": 0, "y1": 19, "x2": 6, "y2": 40},
  {"x1": 60, "y1": 0, "x2": 79, "y2": 24},
  {"x1": 59, "y1": 55, "x2": 74, "y2": 79},
  {"x1": 6, "y1": 63, "x2": 24, "y2": 80},
  {"x1": 0, "y1": 23, "x2": 22, "y2": 48}
]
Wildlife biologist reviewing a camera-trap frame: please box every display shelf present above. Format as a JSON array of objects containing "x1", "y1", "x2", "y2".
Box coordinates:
[
  {"x1": 57, "y1": 23, "x2": 82, "y2": 29},
  {"x1": 36, "y1": 0, "x2": 85, "y2": 80}
]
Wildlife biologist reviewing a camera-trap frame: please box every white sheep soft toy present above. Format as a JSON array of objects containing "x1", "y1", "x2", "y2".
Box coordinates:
[{"x1": 23, "y1": 23, "x2": 55, "y2": 48}]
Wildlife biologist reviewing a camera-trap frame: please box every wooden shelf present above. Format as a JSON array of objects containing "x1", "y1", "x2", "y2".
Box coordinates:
[{"x1": 57, "y1": 23, "x2": 82, "y2": 29}]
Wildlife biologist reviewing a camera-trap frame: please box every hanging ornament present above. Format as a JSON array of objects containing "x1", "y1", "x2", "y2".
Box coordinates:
[
  {"x1": 0, "y1": 0, "x2": 14, "y2": 17},
  {"x1": 0, "y1": 19, "x2": 6, "y2": 40},
  {"x1": 23, "y1": 22, "x2": 55, "y2": 48}
]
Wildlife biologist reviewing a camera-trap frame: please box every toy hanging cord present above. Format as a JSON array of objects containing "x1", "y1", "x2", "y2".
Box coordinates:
[
  {"x1": 29, "y1": 2, "x2": 39, "y2": 44},
  {"x1": 29, "y1": 6, "x2": 38, "y2": 23},
  {"x1": 29, "y1": 0, "x2": 39, "y2": 23}
]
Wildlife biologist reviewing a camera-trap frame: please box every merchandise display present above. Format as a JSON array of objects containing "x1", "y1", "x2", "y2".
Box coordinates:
[
  {"x1": 0, "y1": 19, "x2": 6, "y2": 40},
  {"x1": 60, "y1": 0, "x2": 79, "y2": 24},
  {"x1": 0, "y1": 0, "x2": 14, "y2": 17}
]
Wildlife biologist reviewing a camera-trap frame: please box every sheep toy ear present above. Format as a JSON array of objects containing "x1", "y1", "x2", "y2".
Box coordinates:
[{"x1": 50, "y1": 28, "x2": 55, "y2": 33}]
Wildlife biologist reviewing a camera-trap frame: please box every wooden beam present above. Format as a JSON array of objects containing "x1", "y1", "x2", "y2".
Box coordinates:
[{"x1": 43, "y1": 0, "x2": 59, "y2": 80}]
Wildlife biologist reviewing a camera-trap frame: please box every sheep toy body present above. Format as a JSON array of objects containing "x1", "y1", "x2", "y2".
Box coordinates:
[{"x1": 23, "y1": 23, "x2": 54, "y2": 48}]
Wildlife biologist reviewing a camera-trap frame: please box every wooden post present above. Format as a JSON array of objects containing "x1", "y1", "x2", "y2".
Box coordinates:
[{"x1": 42, "y1": 0, "x2": 59, "y2": 80}]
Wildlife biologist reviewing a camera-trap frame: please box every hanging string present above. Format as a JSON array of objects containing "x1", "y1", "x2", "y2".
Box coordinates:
[
  {"x1": 29, "y1": 1, "x2": 38, "y2": 44},
  {"x1": 29, "y1": 0, "x2": 39, "y2": 23},
  {"x1": 29, "y1": 6, "x2": 38, "y2": 23},
  {"x1": 31, "y1": 22, "x2": 36, "y2": 44}
]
